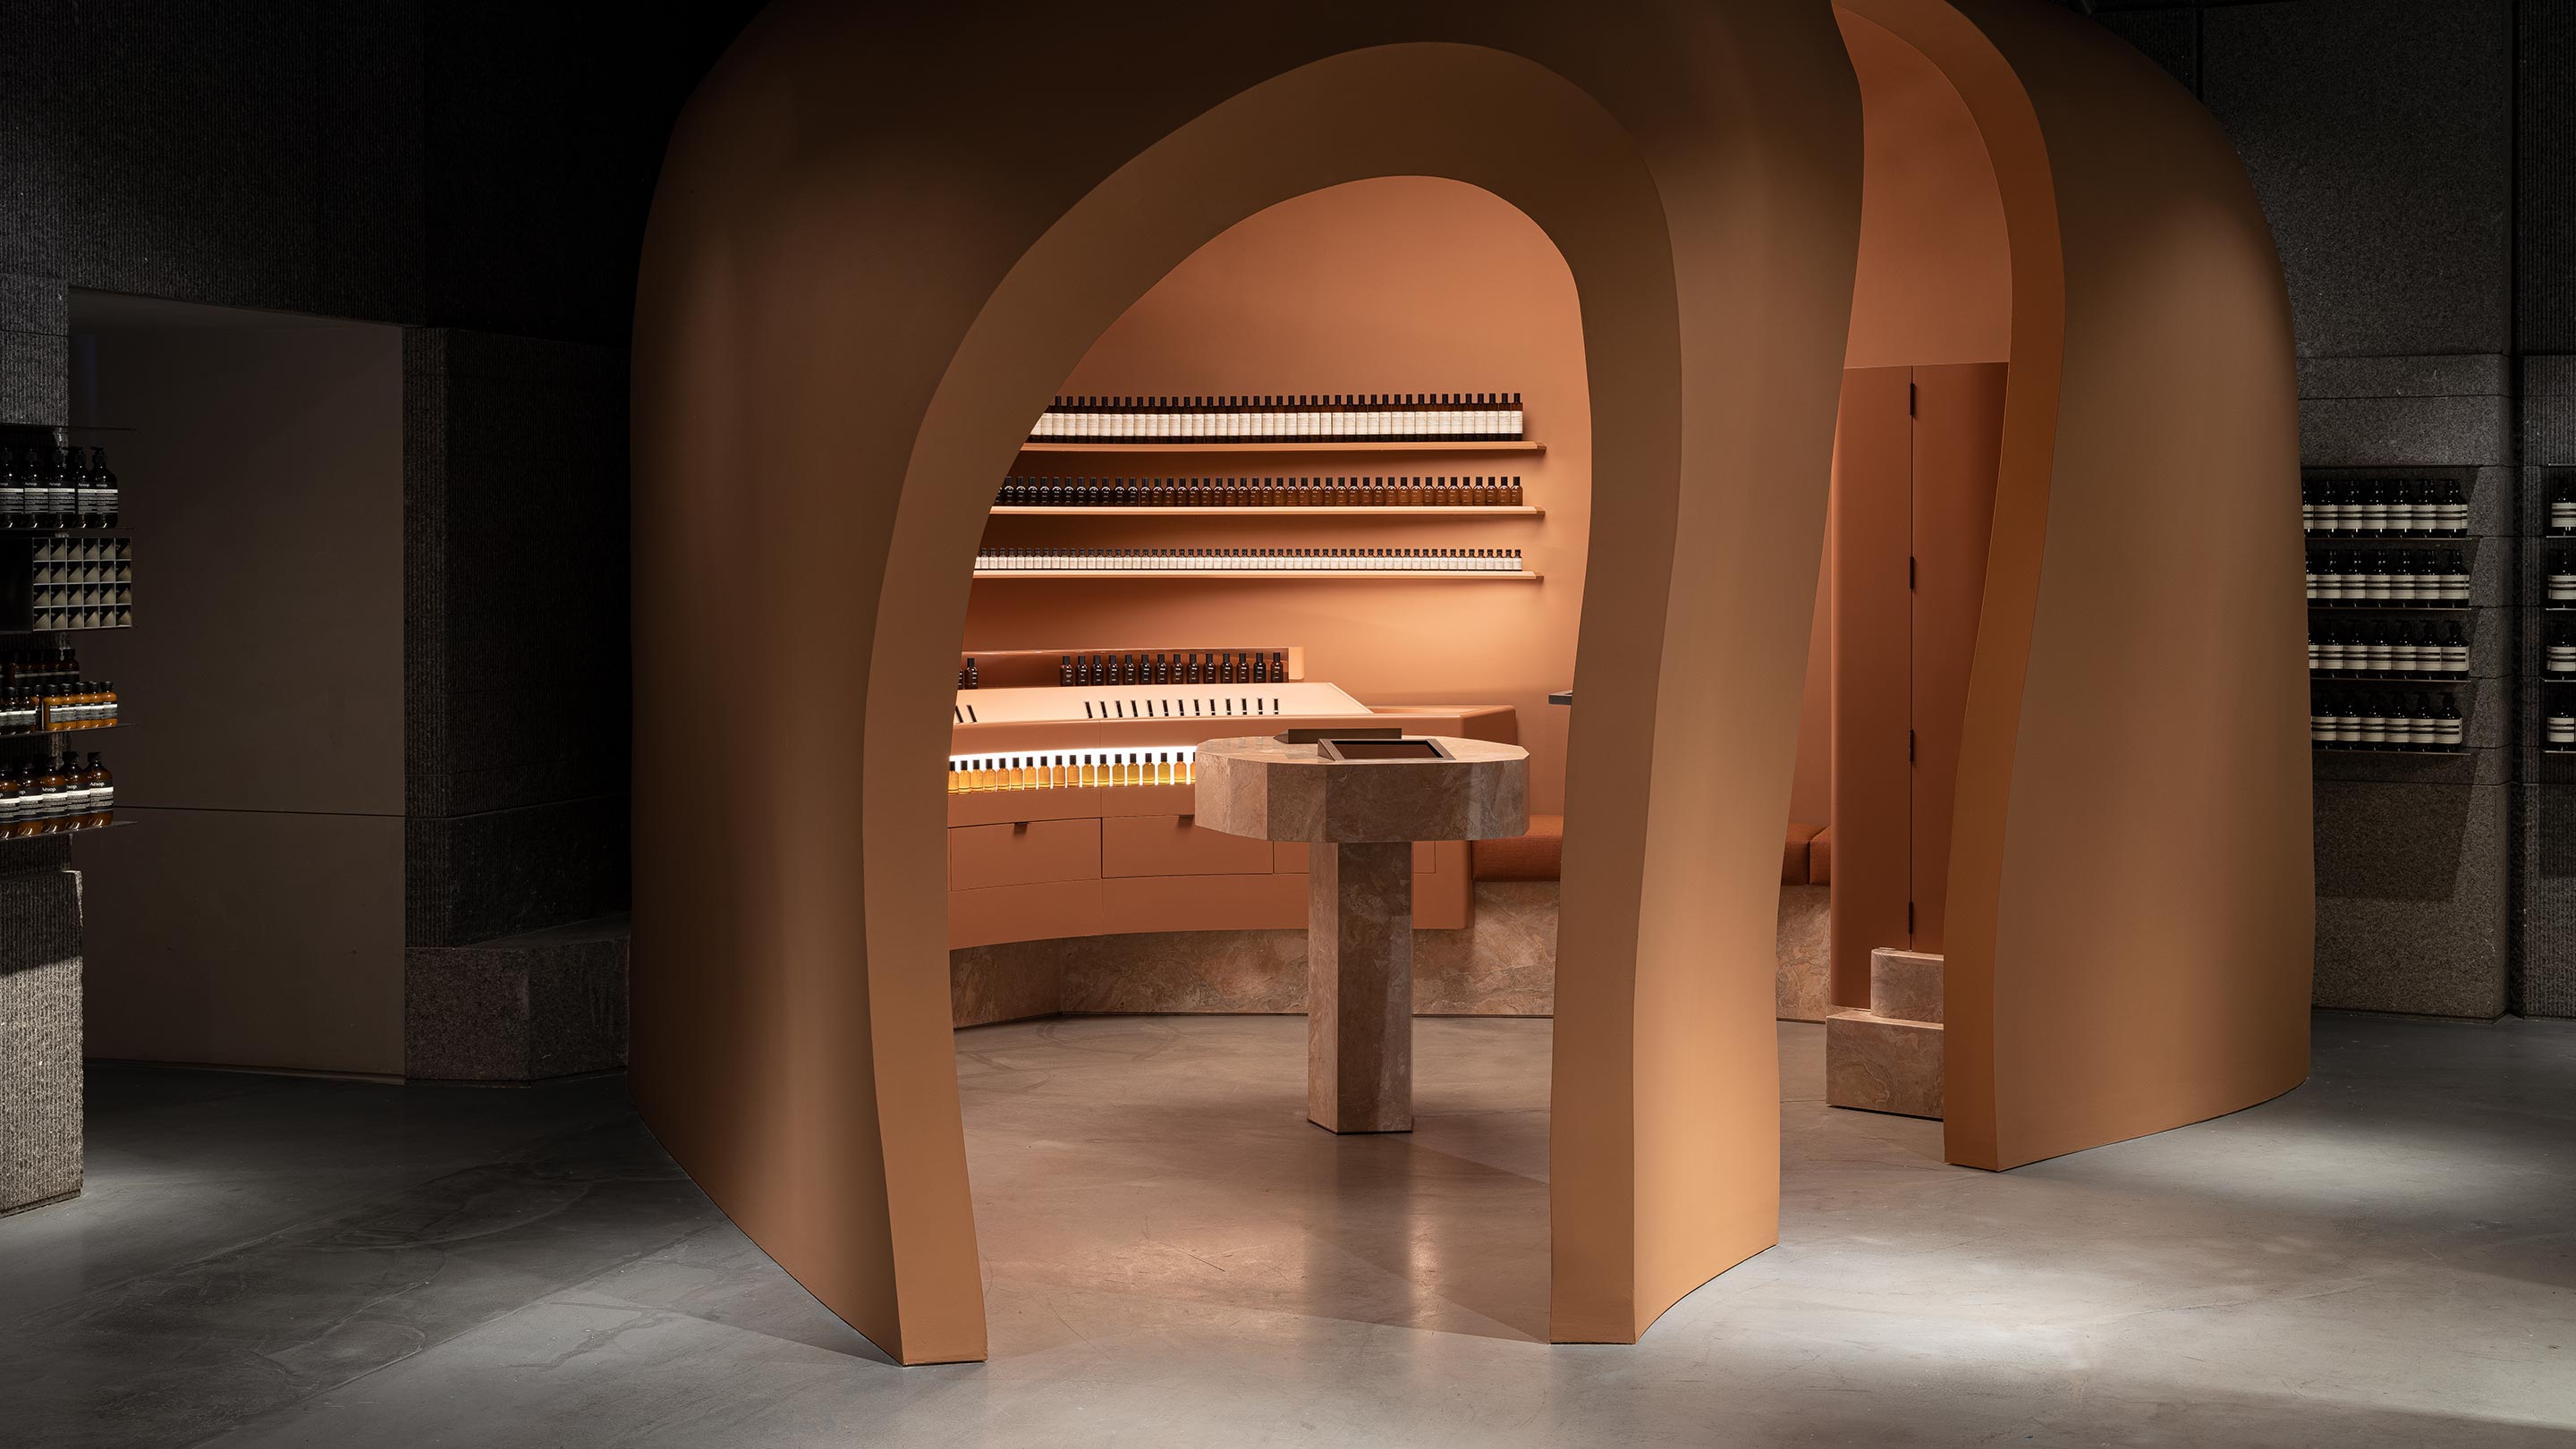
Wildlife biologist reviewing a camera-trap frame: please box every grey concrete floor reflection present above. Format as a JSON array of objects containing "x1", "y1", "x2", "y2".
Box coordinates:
[{"x1": 0, "y1": 1013, "x2": 2570, "y2": 1447}]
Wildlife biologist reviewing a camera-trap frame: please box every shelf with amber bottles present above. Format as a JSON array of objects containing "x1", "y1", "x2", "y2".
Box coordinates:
[{"x1": 975, "y1": 569, "x2": 1539, "y2": 581}]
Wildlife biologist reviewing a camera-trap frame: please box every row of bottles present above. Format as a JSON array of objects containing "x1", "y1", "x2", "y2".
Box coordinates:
[
  {"x1": 1060, "y1": 651, "x2": 1284, "y2": 687},
  {"x1": 2549, "y1": 707, "x2": 2574, "y2": 749},
  {"x1": 1030, "y1": 394, "x2": 1524, "y2": 443},
  {"x1": 0, "y1": 679, "x2": 117, "y2": 733},
  {"x1": 2, "y1": 646, "x2": 84, "y2": 690},
  {"x1": 2309, "y1": 694, "x2": 2464, "y2": 750},
  {"x1": 995, "y1": 476, "x2": 1526, "y2": 508},
  {"x1": 974, "y1": 546, "x2": 1525, "y2": 573},
  {"x1": 2304, "y1": 549, "x2": 2471, "y2": 601},
  {"x1": 2300, "y1": 479, "x2": 2469, "y2": 536},
  {"x1": 2550, "y1": 630, "x2": 2576, "y2": 674},
  {"x1": 2308, "y1": 623, "x2": 2470, "y2": 675},
  {"x1": 2547, "y1": 551, "x2": 2575, "y2": 601},
  {"x1": 947, "y1": 748, "x2": 1197, "y2": 792},
  {"x1": 0, "y1": 752, "x2": 114, "y2": 830},
  {"x1": 0, "y1": 446, "x2": 120, "y2": 530},
  {"x1": 2553, "y1": 482, "x2": 2575, "y2": 535}
]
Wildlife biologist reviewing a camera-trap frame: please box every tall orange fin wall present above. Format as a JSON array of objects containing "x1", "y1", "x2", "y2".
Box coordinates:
[
  {"x1": 632, "y1": 3, "x2": 1865, "y2": 1362},
  {"x1": 1836, "y1": 0, "x2": 2312, "y2": 1169}
]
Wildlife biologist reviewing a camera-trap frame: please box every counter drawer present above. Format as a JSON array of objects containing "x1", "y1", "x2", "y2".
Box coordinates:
[
  {"x1": 949, "y1": 879, "x2": 1104, "y2": 950},
  {"x1": 1102, "y1": 814, "x2": 1275, "y2": 878},
  {"x1": 950, "y1": 818, "x2": 1101, "y2": 891}
]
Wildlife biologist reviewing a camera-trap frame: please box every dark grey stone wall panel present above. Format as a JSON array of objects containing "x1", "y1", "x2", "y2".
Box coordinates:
[
  {"x1": 0, "y1": 2, "x2": 72, "y2": 279},
  {"x1": 0, "y1": 331, "x2": 69, "y2": 427},
  {"x1": 2529, "y1": 360, "x2": 2576, "y2": 468},
  {"x1": 405, "y1": 796, "x2": 629, "y2": 950},
  {"x1": 2313, "y1": 780, "x2": 2511, "y2": 1018},
  {"x1": 2516, "y1": 784, "x2": 2573, "y2": 1018},
  {"x1": 2202, "y1": 0, "x2": 2512, "y2": 358},
  {"x1": 2296, "y1": 355, "x2": 2512, "y2": 467},
  {"x1": 2521, "y1": 2, "x2": 2576, "y2": 354},
  {"x1": 315, "y1": 0, "x2": 428, "y2": 323}
]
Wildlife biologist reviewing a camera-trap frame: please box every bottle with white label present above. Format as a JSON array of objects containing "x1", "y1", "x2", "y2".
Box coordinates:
[
  {"x1": 2549, "y1": 551, "x2": 2575, "y2": 603},
  {"x1": 2548, "y1": 709, "x2": 2575, "y2": 750}
]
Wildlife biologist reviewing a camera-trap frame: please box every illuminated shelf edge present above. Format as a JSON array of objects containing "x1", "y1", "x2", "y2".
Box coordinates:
[
  {"x1": 987, "y1": 505, "x2": 1544, "y2": 517},
  {"x1": 972, "y1": 570, "x2": 1541, "y2": 581},
  {"x1": 1018, "y1": 441, "x2": 1544, "y2": 454}
]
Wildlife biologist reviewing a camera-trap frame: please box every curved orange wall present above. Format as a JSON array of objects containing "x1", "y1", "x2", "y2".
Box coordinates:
[
  {"x1": 970, "y1": 177, "x2": 1591, "y2": 813},
  {"x1": 1838, "y1": 0, "x2": 2312, "y2": 1168},
  {"x1": 633, "y1": 7, "x2": 1865, "y2": 1363}
]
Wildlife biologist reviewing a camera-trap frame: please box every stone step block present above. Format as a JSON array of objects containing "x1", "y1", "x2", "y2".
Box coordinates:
[
  {"x1": 1868, "y1": 946, "x2": 1944, "y2": 1024},
  {"x1": 1826, "y1": 1009, "x2": 1944, "y2": 1120}
]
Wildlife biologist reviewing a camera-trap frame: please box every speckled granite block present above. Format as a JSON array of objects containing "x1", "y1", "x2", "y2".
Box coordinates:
[
  {"x1": 0, "y1": 329, "x2": 68, "y2": 427},
  {"x1": 2299, "y1": 394, "x2": 2511, "y2": 469},
  {"x1": 404, "y1": 795, "x2": 629, "y2": 949},
  {"x1": 1775, "y1": 885, "x2": 1832, "y2": 1023},
  {"x1": 2314, "y1": 780, "x2": 2509, "y2": 1017},
  {"x1": 404, "y1": 914, "x2": 627, "y2": 1081},
  {"x1": 0, "y1": 273, "x2": 64, "y2": 334},
  {"x1": 1826, "y1": 1011, "x2": 1943, "y2": 1120},
  {"x1": 0, "y1": 865, "x2": 81, "y2": 1212}
]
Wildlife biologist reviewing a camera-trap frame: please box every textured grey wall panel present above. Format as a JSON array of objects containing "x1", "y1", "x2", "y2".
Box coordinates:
[
  {"x1": 2524, "y1": 784, "x2": 2574, "y2": 1018},
  {"x1": 2521, "y1": 3, "x2": 2576, "y2": 354},
  {"x1": 0, "y1": 867, "x2": 82, "y2": 1212},
  {"x1": 405, "y1": 795, "x2": 629, "y2": 950},
  {"x1": 2203, "y1": 0, "x2": 2512, "y2": 358},
  {"x1": 2313, "y1": 780, "x2": 2511, "y2": 1017}
]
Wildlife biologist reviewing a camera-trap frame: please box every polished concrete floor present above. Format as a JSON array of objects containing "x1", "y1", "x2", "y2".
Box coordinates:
[{"x1": 3, "y1": 1013, "x2": 2572, "y2": 1447}]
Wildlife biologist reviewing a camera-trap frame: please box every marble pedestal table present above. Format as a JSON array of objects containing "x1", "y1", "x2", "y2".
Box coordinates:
[{"x1": 1193, "y1": 734, "x2": 1529, "y2": 1131}]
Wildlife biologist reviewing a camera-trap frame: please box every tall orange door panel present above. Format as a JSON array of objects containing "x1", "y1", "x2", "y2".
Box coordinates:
[
  {"x1": 1830, "y1": 364, "x2": 2005, "y2": 1005},
  {"x1": 1829, "y1": 368, "x2": 1914, "y2": 1009},
  {"x1": 1908, "y1": 364, "x2": 2006, "y2": 955}
]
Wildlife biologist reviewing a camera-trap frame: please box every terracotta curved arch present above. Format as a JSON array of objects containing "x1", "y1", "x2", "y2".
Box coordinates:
[
  {"x1": 633, "y1": 4, "x2": 1864, "y2": 1364},
  {"x1": 1835, "y1": 0, "x2": 2312, "y2": 1169},
  {"x1": 630, "y1": 0, "x2": 2309, "y2": 1368}
]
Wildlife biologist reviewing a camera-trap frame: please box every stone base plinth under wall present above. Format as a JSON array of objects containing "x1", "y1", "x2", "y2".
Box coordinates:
[{"x1": 405, "y1": 914, "x2": 628, "y2": 1081}]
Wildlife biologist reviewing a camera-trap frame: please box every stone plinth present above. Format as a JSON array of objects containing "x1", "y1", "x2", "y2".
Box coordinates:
[
  {"x1": 405, "y1": 914, "x2": 629, "y2": 1081},
  {"x1": 1827, "y1": 946, "x2": 1945, "y2": 1119},
  {"x1": 1196, "y1": 735, "x2": 1528, "y2": 1132}
]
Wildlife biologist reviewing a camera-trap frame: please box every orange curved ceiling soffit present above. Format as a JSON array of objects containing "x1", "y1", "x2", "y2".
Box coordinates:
[
  {"x1": 1834, "y1": 0, "x2": 2312, "y2": 1169},
  {"x1": 631, "y1": 2, "x2": 1866, "y2": 1364}
]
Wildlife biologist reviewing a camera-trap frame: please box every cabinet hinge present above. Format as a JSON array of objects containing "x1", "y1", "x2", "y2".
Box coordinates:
[
  {"x1": 1907, "y1": 902, "x2": 1916, "y2": 934},
  {"x1": 1909, "y1": 382, "x2": 1918, "y2": 417},
  {"x1": 1909, "y1": 555, "x2": 1917, "y2": 589},
  {"x1": 1908, "y1": 729, "x2": 1916, "y2": 763}
]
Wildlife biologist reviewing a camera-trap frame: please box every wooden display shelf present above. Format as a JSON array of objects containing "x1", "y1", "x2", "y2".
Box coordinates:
[
  {"x1": 2306, "y1": 673, "x2": 2466, "y2": 682},
  {"x1": 1018, "y1": 441, "x2": 1544, "y2": 455},
  {"x1": 973, "y1": 569, "x2": 1540, "y2": 581},
  {"x1": 4, "y1": 818, "x2": 132, "y2": 839},
  {"x1": 2306, "y1": 600, "x2": 2470, "y2": 611},
  {"x1": 988, "y1": 504, "x2": 1543, "y2": 517}
]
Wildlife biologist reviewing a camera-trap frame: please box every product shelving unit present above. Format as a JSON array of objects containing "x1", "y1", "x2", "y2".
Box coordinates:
[
  {"x1": 0, "y1": 422, "x2": 131, "y2": 837},
  {"x1": 2301, "y1": 465, "x2": 2488, "y2": 772}
]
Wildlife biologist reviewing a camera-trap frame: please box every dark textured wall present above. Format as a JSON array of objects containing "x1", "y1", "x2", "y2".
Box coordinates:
[
  {"x1": 1, "y1": 3, "x2": 758, "y2": 1011},
  {"x1": 2066, "y1": 0, "x2": 2565, "y2": 1018}
]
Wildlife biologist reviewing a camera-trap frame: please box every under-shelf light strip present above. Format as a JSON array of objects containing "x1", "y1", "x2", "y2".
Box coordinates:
[
  {"x1": 974, "y1": 547, "x2": 1523, "y2": 572},
  {"x1": 995, "y1": 477, "x2": 1524, "y2": 507},
  {"x1": 1027, "y1": 394, "x2": 1522, "y2": 443},
  {"x1": 947, "y1": 747, "x2": 1197, "y2": 792}
]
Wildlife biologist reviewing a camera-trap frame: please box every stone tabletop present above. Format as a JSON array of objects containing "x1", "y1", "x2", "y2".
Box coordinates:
[{"x1": 1193, "y1": 734, "x2": 1529, "y2": 844}]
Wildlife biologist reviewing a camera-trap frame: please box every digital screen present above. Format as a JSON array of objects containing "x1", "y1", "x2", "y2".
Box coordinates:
[{"x1": 1326, "y1": 738, "x2": 1443, "y2": 760}]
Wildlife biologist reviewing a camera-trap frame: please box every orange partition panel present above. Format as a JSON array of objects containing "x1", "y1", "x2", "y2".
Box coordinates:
[
  {"x1": 1829, "y1": 367, "x2": 1915, "y2": 1008},
  {"x1": 1908, "y1": 363, "x2": 2005, "y2": 953}
]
